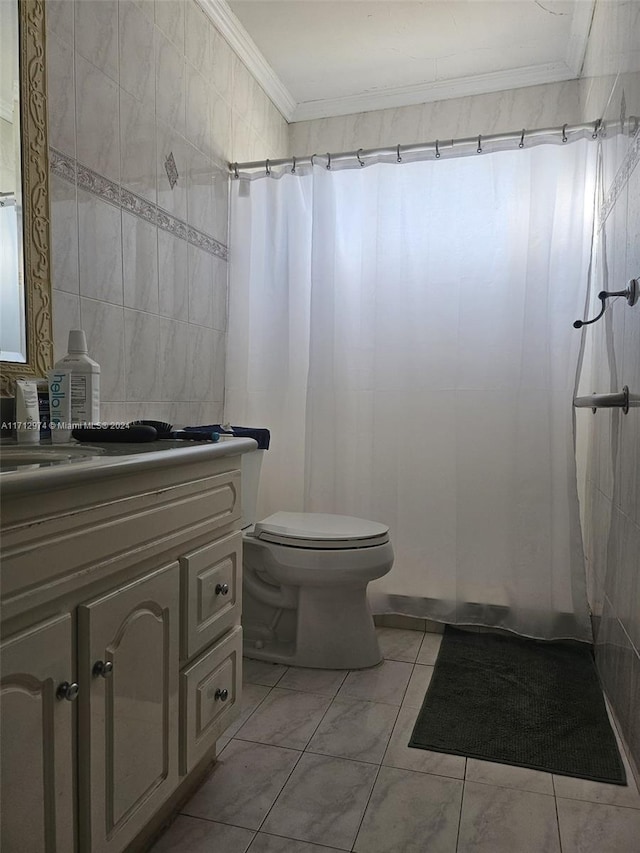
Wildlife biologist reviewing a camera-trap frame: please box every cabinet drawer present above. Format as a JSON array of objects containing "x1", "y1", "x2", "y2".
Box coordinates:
[
  {"x1": 180, "y1": 626, "x2": 242, "y2": 774},
  {"x1": 2, "y1": 468, "x2": 242, "y2": 618},
  {"x1": 181, "y1": 531, "x2": 242, "y2": 659}
]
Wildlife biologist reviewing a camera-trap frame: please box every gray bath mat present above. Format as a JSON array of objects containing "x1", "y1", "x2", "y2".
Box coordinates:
[{"x1": 409, "y1": 626, "x2": 626, "y2": 784}]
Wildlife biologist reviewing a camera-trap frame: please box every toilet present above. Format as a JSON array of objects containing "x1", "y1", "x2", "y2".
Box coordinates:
[{"x1": 238, "y1": 444, "x2": 394, "y2": 669}]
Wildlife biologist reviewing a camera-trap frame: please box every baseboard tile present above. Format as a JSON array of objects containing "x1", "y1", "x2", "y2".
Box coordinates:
[{"x1": 374, "y1": 614, "x2": 444, "y2": 634}]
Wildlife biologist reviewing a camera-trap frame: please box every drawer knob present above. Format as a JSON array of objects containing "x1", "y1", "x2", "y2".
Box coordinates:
[
  {"x1": 215, "y1": 583, "x2": 229, "y2": 596},
  {"x1": 56, "y1": 681, "x2": 79, "y2": 702},
  {"x1": 215, "y1": 688, "x2": 229, "y2": 702},
  {"x1": 93, "y1": 660, "x2": 114, "y2": 678}
]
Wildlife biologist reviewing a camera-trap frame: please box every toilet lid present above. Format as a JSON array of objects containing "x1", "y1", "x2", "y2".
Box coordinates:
[{"x1": 253, "y1": 512, "x2": 390, "y2": 549}]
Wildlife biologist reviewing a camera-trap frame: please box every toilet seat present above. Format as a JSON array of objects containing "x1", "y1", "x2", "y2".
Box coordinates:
[{"x1": 253, "y1": 511, "x2": 390, "y2": 550}]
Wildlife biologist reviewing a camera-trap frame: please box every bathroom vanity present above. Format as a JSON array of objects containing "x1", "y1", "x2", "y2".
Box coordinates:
[{"x1": 0, "y1": 438, "x2": 255, "y2": 853}]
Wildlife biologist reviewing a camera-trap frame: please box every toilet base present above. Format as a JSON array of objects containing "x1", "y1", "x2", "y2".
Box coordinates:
[{"x1": 243, "y1": 585, "x2": 382, "y2": 670}]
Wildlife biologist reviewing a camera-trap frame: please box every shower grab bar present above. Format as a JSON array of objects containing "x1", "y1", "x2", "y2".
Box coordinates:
[{"x1": 573, "y1": 386, "x2": 629, "y2": 414}]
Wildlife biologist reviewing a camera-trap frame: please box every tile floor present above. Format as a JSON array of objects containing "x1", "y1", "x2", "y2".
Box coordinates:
[{"x1": 151, "y1": 627, "x2": 640, "y2": 853}]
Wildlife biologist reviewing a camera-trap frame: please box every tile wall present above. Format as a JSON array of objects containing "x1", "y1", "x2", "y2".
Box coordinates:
[
  {"x1": 288, "y1": 79, "x2": 583, "y2": 155},
  {"x1": 577, "y1": 0, "x2": 640, "y2": 782},
  {"x1": 45, "y1": 0, "x2": 288, "y2": 426}
]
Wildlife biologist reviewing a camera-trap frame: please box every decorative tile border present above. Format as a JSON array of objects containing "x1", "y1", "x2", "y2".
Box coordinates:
[
  {"x1": 49, "y1": 146, "x2": 76, "y2": 184},
  {"x1": 157, "y1": 207, "x2": 187, "y2": 241},
  {"x1": 121, "y1": 186, "x2": 157, "y2": 227},
  {"x1": 77, "y1": 159, "x2": 121, "y2": 209},
  {"x1": 49, "y1": 147, "x2": 228, "y2": 261},
  {"x1": 599, "y1": 124, "x2": 640, "y2": 229}
]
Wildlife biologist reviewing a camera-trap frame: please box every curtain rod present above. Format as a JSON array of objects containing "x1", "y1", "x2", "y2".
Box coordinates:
[{"x1": 229, "y1": 118, "x2": 627, "y2": 179}]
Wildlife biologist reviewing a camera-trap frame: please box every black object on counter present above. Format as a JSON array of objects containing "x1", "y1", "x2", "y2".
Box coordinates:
[
  {"x1": 131, "y1": 420, "x2": 219, "y2": 442},
  {"x1": 184, "y1": 425, "x2": 270, "y2": 449},
  {"x1": 72, "y1": 425, "x2": 158, "y2": 442}
]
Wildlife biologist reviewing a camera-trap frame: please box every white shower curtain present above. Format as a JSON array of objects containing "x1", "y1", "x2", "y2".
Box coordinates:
[{"x1": 226, "y1": 140, "x2": 595, "y2": 641}]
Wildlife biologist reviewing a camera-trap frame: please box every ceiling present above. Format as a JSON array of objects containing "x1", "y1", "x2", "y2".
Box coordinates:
[{"x1": 202, "y1": 1, "x2": 596, "y2": 122}]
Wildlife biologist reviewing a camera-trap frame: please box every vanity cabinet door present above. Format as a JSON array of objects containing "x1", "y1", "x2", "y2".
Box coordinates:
[
  {"x1": 0, "y1": 614, "x2": 75, "y2": 853},
  {"x1": 78, "y1": 562, "x2": 180, "y2": 853}
]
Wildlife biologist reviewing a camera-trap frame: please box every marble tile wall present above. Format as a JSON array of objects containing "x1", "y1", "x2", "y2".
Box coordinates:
[
  {"x1": 46, "y1": 0, "x2": 288, "y2": 425},
  {"x1": 577, "y1": 0, "x2": 640, "y2": 783},
  {"x1": 288, "y1": 79, "x2": 583, "y2": 156}
]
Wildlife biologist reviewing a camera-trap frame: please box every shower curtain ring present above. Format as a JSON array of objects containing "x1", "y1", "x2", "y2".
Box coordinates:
[
  {"x1": 519, "y1": 129, "x2": 525, "y2": 149},
  {"x1": 326, "y1": 152, "x2": 331, "y2": 170},
  {"x1": 356, "y1": 149, "x2": 365, "y2": 167},
  {"x1": 311, "y1": 153, "x2": 316, "y2": 166},
  {"x1": 435, "y1": 140, "x2": 440, "y2": 159},
  {"x1": 477, "y1": 135, "x2": 482, "y2": 153},
  {"x1": 233, "y1": 162, "x2": 239, "y2": 178},
  {"x1": 265, "y1": 159, "x2": 271, "y2": 176},
  {"x1": 593, "y1": 119, "x2": 601, "y2": 138},
  {"x1": 291, "y1": 156, "x2": 296, "y2": 174},
  {"x1": 396, "y1": 144, "x2": 402, "y2": 163}
]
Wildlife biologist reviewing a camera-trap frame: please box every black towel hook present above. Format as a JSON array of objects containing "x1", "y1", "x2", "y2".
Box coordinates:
[{"x1": 574, "y1": 279, "x2": 639, "y2": 328}]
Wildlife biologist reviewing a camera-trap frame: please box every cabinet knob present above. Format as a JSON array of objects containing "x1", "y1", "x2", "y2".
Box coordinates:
[
  {"x1": 56, "y1": 681, "x2": 79, "y2": 702},
  {"x1": 215, "y1": 688, "x2": 229, "y2": 701},
  {"x1": 215, "y1": 583, "x2": 229, "y2": 596},
  {"x1": 93, "y1": 660, "x2": 113, "y2": 678}
]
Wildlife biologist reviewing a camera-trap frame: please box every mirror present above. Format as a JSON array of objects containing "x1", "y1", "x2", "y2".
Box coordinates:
[
  {"x1": 0, "y1": 0, "x2": 52, "y2": 396},
  {"x1": 1, "y1": 0, "x2": 26, "y2": 364}
]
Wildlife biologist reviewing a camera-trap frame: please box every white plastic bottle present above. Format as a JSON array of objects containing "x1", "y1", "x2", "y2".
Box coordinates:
[{"x1": 54, "y1": 330, "x2": 100, "y2": 427}]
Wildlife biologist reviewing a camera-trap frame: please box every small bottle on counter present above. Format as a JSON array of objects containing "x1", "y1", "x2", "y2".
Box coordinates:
[
  {"x1": 15, "y1": 379, "x2": 41, "y2": 444},
  {"x1": 54, "y1": 330, "x2": 100, "y2": 427}
]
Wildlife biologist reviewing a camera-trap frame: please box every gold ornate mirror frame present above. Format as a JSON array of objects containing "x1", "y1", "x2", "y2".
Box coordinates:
[{"x1": 1, "y1": 0, "x2": 53, "y2": 397}]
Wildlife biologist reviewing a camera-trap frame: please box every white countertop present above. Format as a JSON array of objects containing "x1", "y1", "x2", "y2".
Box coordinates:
[{"x1": 0, "y1": 436, "x2": 257, "y2": 497}]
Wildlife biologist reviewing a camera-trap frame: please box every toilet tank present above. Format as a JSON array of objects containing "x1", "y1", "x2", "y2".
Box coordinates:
[
  {"x1": 218, "y1": 427, "x2": 269, "y2": 528},
  {"x1": 239, "y1": 447, "x2": 264, "y2": 529}
]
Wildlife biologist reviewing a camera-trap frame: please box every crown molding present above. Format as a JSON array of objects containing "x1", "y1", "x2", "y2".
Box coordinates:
[
  {"x1": 199, "y1": 1, "x2": 592, "y2": 127},
  {"x1": 198, "y1": 0, "x2": 296, "y2": 121},
  {"x1": 291, "y1": 62, "x2": 576, "y2": 123},
  {"x1": 565, "y1": 0, "x2": 596, "y2": 76}
]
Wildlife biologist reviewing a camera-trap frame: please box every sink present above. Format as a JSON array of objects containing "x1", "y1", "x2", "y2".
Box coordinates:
[{"x1": 0, "y1": 445, "x2": 105, "y2": 471}]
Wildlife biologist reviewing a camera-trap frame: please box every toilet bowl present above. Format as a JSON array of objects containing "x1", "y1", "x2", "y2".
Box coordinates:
[
  {"x1": 224, "y1": 437, "x2": 394, "y2": 669},
  {"x1": 242, "y1": 511, "x2": 394, "y2": 669}
]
